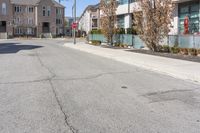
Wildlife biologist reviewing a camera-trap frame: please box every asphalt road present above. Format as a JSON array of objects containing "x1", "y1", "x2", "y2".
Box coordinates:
[{"x1": 0, "y1": 39, "x2": 200, "y2": 133}]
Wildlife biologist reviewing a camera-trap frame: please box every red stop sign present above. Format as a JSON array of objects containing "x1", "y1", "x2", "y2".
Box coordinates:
[{"x1": 71, "y1": 23, "x2": 77, "y2": 29}]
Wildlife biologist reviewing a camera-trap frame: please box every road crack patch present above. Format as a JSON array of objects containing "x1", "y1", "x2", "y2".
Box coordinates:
[
  {"x1": 35, "y1": 51, "x2": 78, "y2": 133},
  {"x1": 49, "y1": 80, "x2": 78, "y2": 133},
  {"x1": 54, "y1": 71, "x2": 134, "y2": 81}
]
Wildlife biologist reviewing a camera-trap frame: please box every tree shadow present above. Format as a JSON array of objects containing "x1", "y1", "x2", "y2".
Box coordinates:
[{"x1": 0, "y1": 43, "x2": 43, "y2": 54}]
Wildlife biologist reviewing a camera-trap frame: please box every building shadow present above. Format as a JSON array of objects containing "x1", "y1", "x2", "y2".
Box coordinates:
[{"x1": 0, "y1": 43, "x2": 43, "y2": 54}]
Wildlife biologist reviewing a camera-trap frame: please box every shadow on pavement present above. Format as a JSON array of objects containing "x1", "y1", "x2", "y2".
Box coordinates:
[{"x1": 0, "y1": 43, "x2": 43, "y2": 54}]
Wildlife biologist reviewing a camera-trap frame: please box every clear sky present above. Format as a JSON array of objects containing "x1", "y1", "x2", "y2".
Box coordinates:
[{"x1": 56, "y1": 0, "x2": 99, "y2": 17}]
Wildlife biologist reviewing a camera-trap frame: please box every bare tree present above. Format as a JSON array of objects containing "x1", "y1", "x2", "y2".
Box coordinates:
[
  {"x1": 133, "y1": 0, "x2": 174, "y2": 51},
  {"x1": 100, "y1": 0, "x2": 117, "y2": 46}
]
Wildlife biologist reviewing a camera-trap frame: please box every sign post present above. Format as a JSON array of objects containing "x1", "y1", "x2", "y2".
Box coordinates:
[{"x1": 73, "y1": 0, "x2": 76, "y2": 44}]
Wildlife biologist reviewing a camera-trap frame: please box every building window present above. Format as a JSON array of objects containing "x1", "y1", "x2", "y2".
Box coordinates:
[
  {"x1": 28, "y1": 18, "x2": 33, "y2": 25},
  {"x1": 43, "y1": 6, "x2": 46, "y2": 16},
  {"x1": 179, "y1": 1, "x2": 200, "y2": 34},
  {"x1": 130, "y1": 0, "x2": 136, "y2": 3},
  {"x1": 2, "y1": 3, "x2": 6, "y2": 15},
  {"x1": 29, "y1": 7, "x2": 34, "y2": 13},
  {"x1": 15, "y1": 28, "x2": 22, "y2": 34},
  {"x1": 92, "y1": 19, "x2": 98, "y2": 28},
  {"x1": 56, "y1": 19, "x2": 62, "y2": 24},
  {"x1": 117, "y1": 15, "x2": 125, "y2": 28},
  {"x1": 14, "y1": 17, "x2": 21, "y2": 24},
  {"x1": 27, "y1": 28, "x2": 33, "y2": 35},
  {"x1": 119, "y1": 0, "x2": 128, "y2": 5},
  {"x1": 47, "y1": 6, "x2": 51, "y2": 16},
  {"x1": 15, "y1": 6, "x2": 22, "y2": 13},
  {"x1": 56, "y1": 8, "x2": 62, "y2": 16}
]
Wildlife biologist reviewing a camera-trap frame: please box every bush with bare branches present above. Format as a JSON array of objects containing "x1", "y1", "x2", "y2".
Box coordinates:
[{"x1": 133, "y1": 0, "x2": 174, "y2": 51}]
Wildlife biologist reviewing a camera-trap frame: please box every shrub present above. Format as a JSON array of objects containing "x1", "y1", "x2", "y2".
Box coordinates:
[
  {"x1": 90, "y1": 29, "x2": 102, "y2": 34},
  {"x1": 91, "y1": 40, "x2": 101, "y2": 45},
  {"x1": 156, "y1": 45, "x2": 163, "y2": 52},
  {"x1": 126, "y1": 28, "x2": 137, "y2": 35},
  {"x1": 114, "y1": 43, "x2": 128, "y2": 48},
  {"x1": 170, "y1": 47, "x2": 180, "y2": 54},
  {"x1": 115, "y1": 28, "x2": 125, "y2": 34},
  {"x1": 188, "y1": 48, "x2": 197, "y2": 56},
  {"x1": 179, "y1": 48, "x2": 188, "y2": 55},
  {"x1": 162, "y1": 45, "x2": 170, "y2": 53}
]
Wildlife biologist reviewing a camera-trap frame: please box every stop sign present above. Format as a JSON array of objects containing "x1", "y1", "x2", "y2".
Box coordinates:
[{"x1": 71, "y1": 22, "x2": 77, "y2": 29}]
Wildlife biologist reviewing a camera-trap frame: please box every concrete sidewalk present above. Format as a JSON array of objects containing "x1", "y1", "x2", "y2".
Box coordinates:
[{"x1": 64, "y1": 42, "x2": 200, "y2": 83}]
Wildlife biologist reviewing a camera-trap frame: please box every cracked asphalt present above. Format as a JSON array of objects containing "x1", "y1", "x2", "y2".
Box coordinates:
[{"x1": 0, "y1": 39, "x2": 200, "y2": 133}]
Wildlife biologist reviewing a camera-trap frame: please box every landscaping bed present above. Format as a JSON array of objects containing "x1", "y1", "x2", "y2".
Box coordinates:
[
  {"x1": 127, "y1": 49, "x2": 200, "y2": 63},
  {"x1": 101, "y1": 45, "x2": 129, "y2": 49}
]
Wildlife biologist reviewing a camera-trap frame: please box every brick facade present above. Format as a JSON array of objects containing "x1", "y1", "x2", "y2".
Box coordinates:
[{"x1": 0, "y1": 0, "x2": 65, "y2": 38}]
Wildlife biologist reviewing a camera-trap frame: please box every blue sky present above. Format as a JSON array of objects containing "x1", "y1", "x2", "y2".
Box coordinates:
[{"x1": 56, "y1": 0, "x2": 99, "y2": 17}]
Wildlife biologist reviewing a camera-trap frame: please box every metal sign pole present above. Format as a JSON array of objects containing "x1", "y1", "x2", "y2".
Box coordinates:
[{"x1": 73, "y1": 0, "x2": 76, "y2": 44}]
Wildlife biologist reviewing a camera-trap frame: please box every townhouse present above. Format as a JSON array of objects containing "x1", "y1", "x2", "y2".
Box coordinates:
[
  {"x1": 0, "y1": 0, "x2": 65, "y2": 38},
  {"x1": 0, "y1": 0, "x2": 13, "y2": 38}
]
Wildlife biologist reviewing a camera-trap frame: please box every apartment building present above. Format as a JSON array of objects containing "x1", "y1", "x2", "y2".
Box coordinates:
[
  {"x1": 171, "y1": 0, "x2": 200, "y2": 35},
  {"x1": 78, "y1": 4, "x2": 100, "y2": 34},
  {"x1": 79, "y1": 0, "x2": 200, "y2": 35},
  {"x1": 78, "y1": 1, "x2": 139, "y2": 34},
  {"x1": 117, "y1": 0, "x2": 200, "y2": 35},
  {"x1": 116, "y1": 0, "x2": 138, "y2": 29},
  {"x1": 0, "y1": 0, "x2": 65, "y2": 38}
]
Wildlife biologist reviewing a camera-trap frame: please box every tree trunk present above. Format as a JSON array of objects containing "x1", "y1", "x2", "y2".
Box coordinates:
[{"x1": 110, "y1": 34, "x2": 113, "y2": 46}]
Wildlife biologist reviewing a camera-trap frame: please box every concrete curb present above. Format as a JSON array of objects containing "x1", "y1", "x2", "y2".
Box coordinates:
[{"x1": 63, "y1": 43, "x2": 200, "y2": 83}]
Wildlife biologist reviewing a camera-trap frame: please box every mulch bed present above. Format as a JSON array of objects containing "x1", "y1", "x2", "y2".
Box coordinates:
[
  {"x1": 126, "y1": 49, "x2": 200, "y2": 63},
  {"x1": 100, "y1": 45, "x2": 129, "y2": 49},
  {"x1": 87, "y1": 43, "x2": 200, "y2": 63}
]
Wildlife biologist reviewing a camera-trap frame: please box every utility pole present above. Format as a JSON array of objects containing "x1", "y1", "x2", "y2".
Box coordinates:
[{"x1": 73, "y1": 0, "x2": 76, "y2": 44}]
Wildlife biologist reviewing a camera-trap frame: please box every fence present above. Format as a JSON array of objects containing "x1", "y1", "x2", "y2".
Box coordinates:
[
  {"x1": 89, "y1": 34, "x2": 200, "y2": 49},
  {"x1": 168, "y1": 35, "x2": 200, "y2": 48},
  {"x1": 88, "y1": 34, "x2": 145, "y2": 49}
]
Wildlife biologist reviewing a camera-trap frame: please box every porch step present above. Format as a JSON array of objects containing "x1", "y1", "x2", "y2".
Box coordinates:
[
  {"x1": 0, "y1": 33, "x2": 8, "y2": 39},
  {"x1": 41, "y1": 33, "x2": 52, "y2": 38}
]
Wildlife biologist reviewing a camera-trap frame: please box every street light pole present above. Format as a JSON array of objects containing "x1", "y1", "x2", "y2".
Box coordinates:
[{"x1": 73, "y1": 0, "x2": 76, "y2": 44}]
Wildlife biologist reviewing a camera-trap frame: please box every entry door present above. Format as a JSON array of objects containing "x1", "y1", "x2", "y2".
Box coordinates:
[
  {"x1": 0, "y1": 21, "x2": 6, "y2": 32},
  {"x1": 42, "y1": 22, "x2": 50, "y2": 33}
]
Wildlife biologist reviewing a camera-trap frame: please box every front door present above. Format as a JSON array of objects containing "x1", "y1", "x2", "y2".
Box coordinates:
[
  {"x1": 0, "y1": 21, "x2": 6, "y2": 32},
  {"x1": 42, "y1": 22, "x2": 50, "y2": 33}
]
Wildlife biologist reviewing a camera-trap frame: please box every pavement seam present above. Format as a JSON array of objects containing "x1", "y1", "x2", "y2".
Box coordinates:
[{"x1": 0, "y1": 78, "x2": 49, "y2": 85}]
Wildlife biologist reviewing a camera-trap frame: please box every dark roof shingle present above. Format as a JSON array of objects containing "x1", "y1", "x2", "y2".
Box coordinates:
[
  {"x1": 10, "y1": 0, "x2": 65, "y2": 8},
  {"x1": 10, "y1": 0, "x2": 40, "y2": 5}
]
